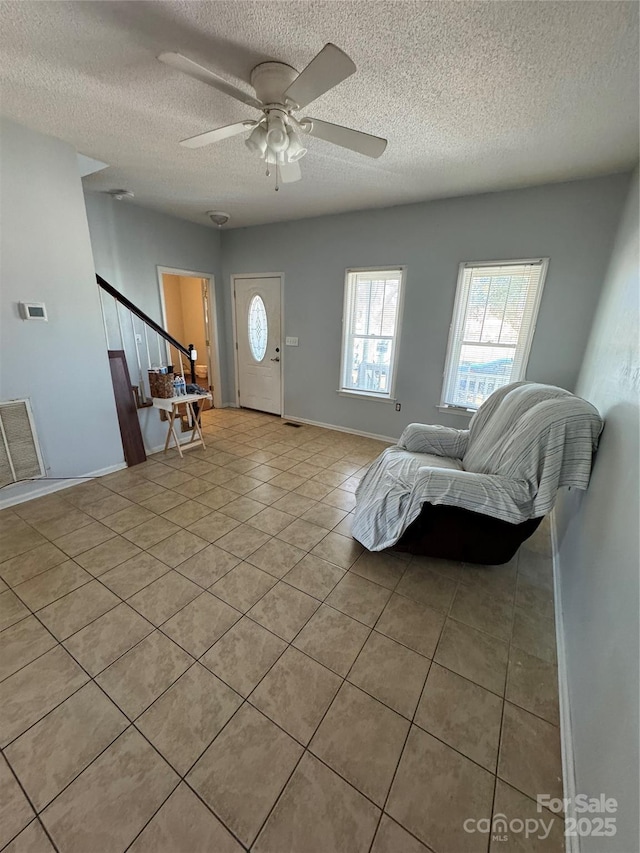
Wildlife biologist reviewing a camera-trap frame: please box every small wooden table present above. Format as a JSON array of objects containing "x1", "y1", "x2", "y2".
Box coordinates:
[{"x1": 152, "y1": 393, "x2": 212, "y2": 458}]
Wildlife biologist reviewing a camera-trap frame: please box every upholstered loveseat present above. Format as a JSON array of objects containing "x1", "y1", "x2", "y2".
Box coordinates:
[{"x1": 352, "y1": 382, "x2": 602, "y2": 564}]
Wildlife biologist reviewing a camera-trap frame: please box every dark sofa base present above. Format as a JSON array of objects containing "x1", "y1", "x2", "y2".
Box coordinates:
[{"x1": 393, "y1": 502, "x2": 543, "y2": 564}]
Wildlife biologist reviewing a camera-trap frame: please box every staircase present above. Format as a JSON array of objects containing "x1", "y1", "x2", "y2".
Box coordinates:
[{"x1": 96, "y1": 274, "x2": 201, "y2": 464}]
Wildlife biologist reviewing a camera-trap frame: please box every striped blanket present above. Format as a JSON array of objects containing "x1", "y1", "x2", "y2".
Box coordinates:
[{"x1": 353, "y1": 382, "x2": 603, "y2": 551}]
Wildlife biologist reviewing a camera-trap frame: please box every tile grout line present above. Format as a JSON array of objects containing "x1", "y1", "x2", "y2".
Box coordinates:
[
  {"x1": 486, "y1": 549, "x2": 518, "y2": 853},
  {"x1": 1, "y1": 584, "x2": 221, "y2": 848},
  {"x1": 1, "y1": 531, "x2": 558, "y2": 724},
  {"x1": 490, "y1": 546, "x2": 565, "y2": 838},
  {"x1": 7, "y1": 560, "x2": 543, "y2": 848},
  {"x1": 1, "y1": 497, "x2": 352, "y2": 691},
  {"x1": 0, "y1": 758, "x2": 61, "y2": 853},
  {"x1": 337, "y1": 559, "x2": 419, "y2": 853},
  {"x1": 361, "y1": 569, "x2": 455, "y2": 852},
  {"x1": 3, "y1": 503, "x2": 366, "y2": 849},
  {"x1": 2, "y1": 414, "x2": 559, "y2": 852},
  {"x1": 241, "y1": 552, "x2": 442, "y2": 848},
  {"x1": 3, "y1": 534, "x2": 520, "y2": 707},
  {"x1": 168, "y1": 502, "x2": 378, "y2": 847},
  {"x1": 122, "y1": 544, "x2": 364, "y2": 853},
  {"x1": 364, "y1": 666, "x2": 436, "y2": 853},
  {"x1": 241, "y1": 599, "x2": 378, "y2": 850}
]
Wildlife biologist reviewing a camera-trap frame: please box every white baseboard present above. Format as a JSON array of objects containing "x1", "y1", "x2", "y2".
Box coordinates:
[
  {"x1": 0, "y1": 461, "x2": 127, "y2": 510},
  {"x1": 145, "y1": 405, "x2": 238, "y2": 456},
  {"x1": 282, "y1": 414, "x2": 396, "y2": 445},
  {"x1": 147, "y1": 410, "x2": 394, "y2": 454},
  {"x1": 147, "y1": 445, "x2": 169, "y2": 456},
  {"x1": 550, "y1": 511, "x2": 579, "y2": 853}
]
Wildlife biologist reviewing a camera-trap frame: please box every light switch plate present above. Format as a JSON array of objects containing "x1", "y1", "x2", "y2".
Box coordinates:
[{"x1": 285, "y1": 336, "x2": 299, "y2": 346}]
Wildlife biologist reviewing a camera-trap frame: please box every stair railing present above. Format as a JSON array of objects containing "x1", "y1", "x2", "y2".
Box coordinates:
[{"x1": 96, "y1": 274, "x2": 197, "y2": 405}]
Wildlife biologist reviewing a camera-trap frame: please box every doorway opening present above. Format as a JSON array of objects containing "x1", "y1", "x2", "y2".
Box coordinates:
[{"x1": 157, "y1": 267, "x2": 223, "y2": 409}]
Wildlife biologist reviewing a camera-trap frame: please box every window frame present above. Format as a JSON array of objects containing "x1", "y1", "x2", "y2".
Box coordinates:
[
  {"x1": 440, "y1": 257, "x2": 549, "y2": 413},
  {"x1": 338, "y1": 266, "x2": 406, "y2": 402}
]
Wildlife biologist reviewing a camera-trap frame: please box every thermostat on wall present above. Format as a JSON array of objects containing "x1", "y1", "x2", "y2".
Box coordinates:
[{"x1": 19, "y1": 302, "x2": 48, "y2": 321}]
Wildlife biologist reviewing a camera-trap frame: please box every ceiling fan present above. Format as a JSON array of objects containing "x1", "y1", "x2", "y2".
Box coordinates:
[{"x1": 158, "y1": 43, "x2": 387, "y2": 185}]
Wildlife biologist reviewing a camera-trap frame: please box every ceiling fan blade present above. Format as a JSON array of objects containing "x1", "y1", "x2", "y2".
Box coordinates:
[
  {"x1": 158, "y1": 52, "x2": 263, "y2": 110},
  {"x1": 180, "y1": 121, "x2": 257, "y2": 148},
  {"x1": 303, "y1": 118, "x2": 387, "y2": 158},
  {"x1": 279, "y1": 161, "x2": 302, "y2": 183},
  {"x1": 284, "y1": 43, "x2": 356, "y2": 110}
]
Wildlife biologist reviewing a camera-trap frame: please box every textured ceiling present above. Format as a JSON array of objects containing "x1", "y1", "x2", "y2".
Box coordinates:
[{"x1": 1, "y1": 1, "x2": 638, "y2": 228}]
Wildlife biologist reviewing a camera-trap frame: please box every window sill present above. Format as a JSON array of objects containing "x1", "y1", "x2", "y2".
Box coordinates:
[
  {"x1": 337, "y1": 390, "x2": 397, "y2": 403},
  {"x1": 436, "y1": 404, "x2": 475, "y2": 418}
]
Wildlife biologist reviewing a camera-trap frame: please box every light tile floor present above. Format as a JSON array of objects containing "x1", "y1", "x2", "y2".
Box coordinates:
[{"x1": 0, "y1": 408, "x2": 564, "y2": 853}]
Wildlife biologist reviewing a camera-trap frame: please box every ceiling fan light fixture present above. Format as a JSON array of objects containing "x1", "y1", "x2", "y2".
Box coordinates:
[
  {"x1": 266, "y1": 113, "x2": 289, "y2": 153},
  {"x1": 245, "y1": 122, "x2": 267, "y2": 156},
  {"x1": 288, "y1": 115, "x2": 313, "y2": 135},
  {"x1": 160, "y1": 43, "x2": 388, "y2": 187},
  {"x1": 285, "y1": 127, "x2": 307, "y2": 162}
]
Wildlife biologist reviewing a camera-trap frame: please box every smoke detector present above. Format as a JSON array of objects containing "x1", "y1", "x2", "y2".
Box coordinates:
[
  {"x1": 107, "y1": 189, "x2": 134, "y2": 201},
  {"x1": 207, "y1": 211, "x2": 230, "y2": 227}
]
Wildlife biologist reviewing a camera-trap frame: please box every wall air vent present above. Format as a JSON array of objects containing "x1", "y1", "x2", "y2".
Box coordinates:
[{"x1": 0, "y1": 400, "x2": 45, "y2": 488}]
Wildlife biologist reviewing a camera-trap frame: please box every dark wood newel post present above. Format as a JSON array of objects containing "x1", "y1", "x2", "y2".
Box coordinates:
[{"x1": 188, "y1": 344, "x2": 196, "y2": 384}]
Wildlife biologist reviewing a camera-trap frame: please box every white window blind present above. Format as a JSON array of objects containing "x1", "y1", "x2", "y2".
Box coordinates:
[
  {"x1": 441, "y1": 259, "x2": 548, "y2": 410},
  {"x1": 340, "y1": 268, "x2": 405, "y2": 399}
]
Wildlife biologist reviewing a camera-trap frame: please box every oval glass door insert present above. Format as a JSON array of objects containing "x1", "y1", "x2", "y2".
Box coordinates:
[{"x1": 248, "y1": 294, "x2": 268, "y2": 362}]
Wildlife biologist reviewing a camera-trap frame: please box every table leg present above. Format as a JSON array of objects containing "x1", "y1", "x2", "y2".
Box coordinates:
[
  {"x1": 163, "y1": 407, "x2": 175, "y2": 452},
  {"x1": 188, "y1": 401, "x2": 206, "y2": 449},
  {"x1": 164, "y1": 405, "x2": 184, "y2": 458}
]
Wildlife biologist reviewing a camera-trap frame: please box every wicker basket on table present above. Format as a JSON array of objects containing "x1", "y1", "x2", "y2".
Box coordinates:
[{"x1": 148, "y1": 371, "x2": 174, "y2": 399}]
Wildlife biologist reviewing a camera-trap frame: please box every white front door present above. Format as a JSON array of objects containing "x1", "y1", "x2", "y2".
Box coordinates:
[{"x1": 234, "y1": 276, "x2": 282, "y2": 414}]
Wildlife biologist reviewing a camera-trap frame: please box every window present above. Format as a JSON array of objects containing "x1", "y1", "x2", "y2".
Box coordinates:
[
  {"x1": 441, "y1": 259, "x2": 548, "y2": 410},
  {"x1": 248, "y1": 294, "x2": 268, "y2": 362},
  {"x1": 340, "y1": 267, "x2": 405, "y2": 399}
]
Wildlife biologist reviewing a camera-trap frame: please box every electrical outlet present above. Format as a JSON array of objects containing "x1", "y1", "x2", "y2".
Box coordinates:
[
  {"x1": 395, "y1": 403, "x2": 402, "y2": 411},
  {"x1": 285, "y1": 336, "x2": 299, "y2": 346},
  {"x1": 135, "y1": 334, "x2": 142, "y2": 344}
]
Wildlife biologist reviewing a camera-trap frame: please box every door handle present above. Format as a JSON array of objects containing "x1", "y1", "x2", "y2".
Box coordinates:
[{"x1": 270, "y1": 357, "x2": 280, "y2": 362}]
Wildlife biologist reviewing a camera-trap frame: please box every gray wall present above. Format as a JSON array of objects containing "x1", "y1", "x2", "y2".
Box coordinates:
[
  {"x1": 221, "y1": 174, "x2": 631, "y2": 437},
  {"x1": 83, "y1": 192, "x2": 227, "y2": 450},
  {"x1": 555, "y1": 169, "x2": 639, "y2": 852},
  {"x1": 0, "y1": 118, "x2": 123, "y2": 501}
]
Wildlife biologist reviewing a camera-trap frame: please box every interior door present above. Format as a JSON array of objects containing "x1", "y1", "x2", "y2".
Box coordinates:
[{"x1": 234, "y1": 276, "x2": 281, "y2": 414}]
